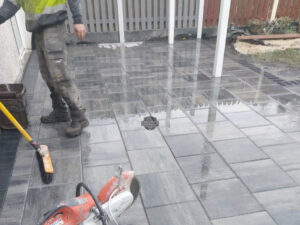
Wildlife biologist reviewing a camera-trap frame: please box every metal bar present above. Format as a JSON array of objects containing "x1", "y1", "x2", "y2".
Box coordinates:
[
  {"x1": 168, "y1": 0, "x2": 176, "y2": 44},
  {"x1": 197, "y1": 0, "x2": 205, "y2": 38},
  {"x1": 117, "y1": 0, "x2": 125, "y2": 43},
  {"x1": 213, "y1": 0, "x2": 231, "y2": 77}
]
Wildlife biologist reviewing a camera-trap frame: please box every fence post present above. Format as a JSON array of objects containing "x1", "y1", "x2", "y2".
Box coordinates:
[
  {"x1": 197, "y1": 0, "x2": 205, "y2": 39},
  {"x1": 117, "y1": 0, "x2": 125, "y2": 43},
  {"x1": 270, "y1": 0, "x2": 280, "y2": 21},
  {"x1": 213, "y1": 0, "x2": 231, "y2": 77},
  {"x1": 168, "y1": 0, "x2": 176, "y2": 44}
]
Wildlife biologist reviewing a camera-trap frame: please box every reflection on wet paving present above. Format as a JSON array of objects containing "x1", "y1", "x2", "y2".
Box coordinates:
[{"x1": 1, "y1": 40, "x2": 300, "y2": 225}]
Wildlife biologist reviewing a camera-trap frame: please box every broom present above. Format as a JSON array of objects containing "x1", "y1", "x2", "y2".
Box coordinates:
[{"x1": 0, "y1": 101, "x2": 54, "y2": 184}]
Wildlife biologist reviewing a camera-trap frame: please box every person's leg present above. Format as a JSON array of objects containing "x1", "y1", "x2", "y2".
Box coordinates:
[
  {"x1": 41, "y1": 22, "x2": 88, "y2": 137},
  {"x1": 34, "y1": 31, "x2": 70, "y2": 123}
]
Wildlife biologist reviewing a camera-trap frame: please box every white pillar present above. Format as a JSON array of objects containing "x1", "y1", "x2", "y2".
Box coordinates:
[
  {"x1": 213, "y1": 0, "x2": 231, "y2": 77},
  {"x1": 197, "y1": 0, "x2": 205, "y2": 39},
  {"x1": 168, "y1": 0, "x2": 176, "y2": 44},
  {"x1": 270, "y1": 0, "x2": 279, "y2": 21},
  {"x1": 117, "y1": 0, "x2": 125, "y2": 44}
]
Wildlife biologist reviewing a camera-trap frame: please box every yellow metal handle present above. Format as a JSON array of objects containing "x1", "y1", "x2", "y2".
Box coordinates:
[{"x1": 0, "y1": 101, "x2": 32, "y2": 142}]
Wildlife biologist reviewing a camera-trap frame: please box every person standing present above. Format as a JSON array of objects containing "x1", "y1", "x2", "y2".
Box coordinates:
[{"x1": 0, "y1": 0, "x2": 89, "y2": 137}]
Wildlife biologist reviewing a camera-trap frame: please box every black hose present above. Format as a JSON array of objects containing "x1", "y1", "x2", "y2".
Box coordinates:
[{"x1": 76, "y1": 182, "x2": 107, "y2": 225}]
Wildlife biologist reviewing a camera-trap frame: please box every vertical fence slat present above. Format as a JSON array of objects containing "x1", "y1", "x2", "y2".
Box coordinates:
[
  {"x1": 114, "y1": 0, "x2": 119, "y2": 31},
  {"x1": 153, "y1": 0, "x2": 158, "y2": 29},
  {"x1": 134, "y1": 0, "x2": 140, "y2": 30},
  {"x1": 94, "y1": 0, "x2": 101, "y2": 32},
  {"x1": 107, "y1": 0, "x2": 114, "y2": 31},
  {"x1": 128, "y1": 0, "x2": 134, "y2": 31},
  {"x1": 147, "y1": 0, "x2": 152, "y2": 29},
  {"x1": 177, "y1": 0, "x2": 183, "y2": 28},
  {"x1": 188, "y1": 0, "x2": 195, "y2": 28},
  {"x1": 100, "y1": 0, "x2": 107, "y2": 32},
  {"x1": 87, "y1": 0, "x2": 95, "y2": 32},
  {"x1": 159, "y1": 0, "x2": 165, "y2": 29},
  {"x1": 213, "y1": 0, "x2": 220, "y2": 26},
  {"x1": 246, "y1": 0, "x2": 254, "y2": 22},
  {"x1": 82, "y1": 0, "x2": 88, "y2": 28},
  {"x1": 140, "y1": 0, "x2": 146, "y2": 29},
  {"x1": 183, "y1": 0, "x2": 189, "y2": 27},
  {"x1": 229, "y1": 0, "x2": 236, "y2": 23}
]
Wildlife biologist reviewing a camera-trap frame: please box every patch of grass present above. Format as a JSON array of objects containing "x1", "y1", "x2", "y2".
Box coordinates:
[{"x1": 253, "y1": 48, "x2": 300, "y2": 67}]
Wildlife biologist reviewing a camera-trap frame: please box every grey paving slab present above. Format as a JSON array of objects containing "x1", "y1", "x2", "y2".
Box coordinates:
[
  {"x1": 287, "y1": 132, "x2": 300, "y2": 143},
  {"x1": 262, "y1": 143, "x2": 300, "y2": 171},
  {"x1": 249, "y1": 101, "x2": 288, "y2": 116},
  {"x1": 37, "y1": 136, "x2": 81, "y2": 158},
  {"x1": 82, "y1": 141, "x2": 128, "y2": 167},
  {"x1": 83, "y1": 99, "x2": 112, "y2": 112},
  {"x1": 83, "y1": 163, "x2": 131, "y2": 195},
  {"x1": 186, "y1": 108, "x2": 227, "y2": 124},
  {"x1": 11, "y1": 151, "x2": 34, "y2": 177},
  {"x1": 198, "y1": 121, "x2": 245, "y2": 142},
  {"x1": 118, "y1": 197, "x2": 149, "y2": 225},
  {"x1": 22, "y1": 184, "x2": 76, "y2": 225},
  {"x1": 30, "y1": 155, "x2": 82, "y2": 188},
  {"x1": 178, "y1": 153, "x2": 235, "y2": 184},
  {"x1": 147, "y1": 201, "x2": 211, "y2": 225},
  {"x1": 287, "y1": 170, "x2": 300, "y2": 184},
  {"x1": 242, "y1": 125, "x2": 295, "y2": 147},
  {"x1": 81, "y1": 124, "x2": 122, "y2": 146},
  {"x1": 231, "y1": 159, "x2": 296, "y2": 192},
  {"x1": 212, "y1": 212, "x2": 277, "y2": 225},
  {"x1": 267, "y1": 114, "x2": 300, "y2": 132},
  {"x1": 122, "y1": 129, "x2": 166, "y2": 150},
  {"x1": 87, "y1": 110, "x2": 116, "y2": 126},
  {"x1": 0, "y1": 175, "x2": 29, "y2": 223},
  {"x1": 212, "y1": 138, "x2": 267, "y2": 164},
  {"x1": 138, "y1": 171, "x2": 196, "y2": 208},
  {"x1": 226, "y1": 111, "x2": 270, "y2": 128},
  {"x1": 254, "y1": 187, "x2": 300, "y2": 225},
  {"x1": 193, "y1": 178, "x2": 262, "y2": 219},
  {"x1": 159, "y1": 117, "x2": 199, "y2": 136},
  {"x1": 128, "y1": 147, "x2": 179, "y2": 175},
  {"x1": 175, "y1": 95, "x2": 209, "y2": 110},
  {"x1": 165, "y1": 133, "x2": 215, "y2": 157}
]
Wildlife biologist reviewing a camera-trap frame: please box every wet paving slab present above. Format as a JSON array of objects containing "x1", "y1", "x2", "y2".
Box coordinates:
[{"x1": 1, "y1": 40, "x2": 300, "y2": 225}]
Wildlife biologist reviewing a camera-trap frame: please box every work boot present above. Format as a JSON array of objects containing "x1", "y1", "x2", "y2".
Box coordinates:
[
  {"x1": 65, "y1": 109, "x2": 89, "y2": 137},
  {"x1": 41, "y1": 93, "x2": 70, "y2": 123}
]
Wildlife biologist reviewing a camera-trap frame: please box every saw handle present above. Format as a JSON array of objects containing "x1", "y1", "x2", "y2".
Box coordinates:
[{"x1": 0, "y1": 101, "x2": 32, "y2": 142}]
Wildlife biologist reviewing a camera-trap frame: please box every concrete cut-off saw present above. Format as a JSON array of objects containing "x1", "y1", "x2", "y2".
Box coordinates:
[{"x1": 39, "y1": 167, "x2": 140, "y2": 225}]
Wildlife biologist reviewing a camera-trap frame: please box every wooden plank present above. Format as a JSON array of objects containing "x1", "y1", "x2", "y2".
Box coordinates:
[
  {"x1": 107, "y1": 0, "x2": 114, "y2": 31},
  {"x1": 87, "y1": 0, "x2": 95, "y2": 32},
  {"x1": 229, "y1": 0, "x2": 237, "y2": 23},
  {"x1": 252, "y1": 0, "x2": 260, "y2": 19},
  {"x1": 134, "y1": 0, "x2": 140, "y2": 30},
  {"x1": 94, "y1": 0, "x2": 101, "y2": 32},
  {"x1": 113, "y1": 0, "x2": 119, "y2": 31},
  {"x1": 188, "y1": 0, "x2": 195, "y2": 28},
  {"x1": 128, "y1": 0, "x2": 134, "y2": 31},
  {"x1": 177, "y1": 0, "x2": 183, "y2": 28},
  {"x1": 206, "y1": 0, "x2": 214, "y2": 26},
  {"x1": 153, "y1": 0, "x2": 158, "y2": 29},
  {"x1": 81, "y1": 0, "x2": 88, "y2": 29},
  {"x1": 182, "y1": 0, "x2": 189, "y2": 28},
  {"x1": 246, "y1": 0, "x2": 254, "y2": 24},
  {"x1": 141, "y1": 0, "x2": 146, "y2": 30},
  {"x1": 100, "y1": 0, "x2": 107, "y2": 32},
  {"x1": 159, "y1": 0, "x2": 165, "y2": 29},
  {"x1": 147, "y1": 0, "x2": 152, "y2": 30},
  {"x1": 238, "y1": 33, "x2": 300, "y2": 40},
  {"x1": 212, "y1": 0, "x2": 220, "y2": 26}
]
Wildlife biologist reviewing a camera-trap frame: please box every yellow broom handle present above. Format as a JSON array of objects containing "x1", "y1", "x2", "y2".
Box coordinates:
[{"x1": 0, "y1": 101, "x2": 32, "y2": 142}]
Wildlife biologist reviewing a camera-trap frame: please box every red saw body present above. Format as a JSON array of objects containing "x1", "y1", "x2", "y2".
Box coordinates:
[{"x1": 40, "y1": 170, "x2": 140, "y2": 225}]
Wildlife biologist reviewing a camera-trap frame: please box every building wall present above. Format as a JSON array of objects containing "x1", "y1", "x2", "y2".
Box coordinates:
[{"x1": 0, "y1": 0, "x2": 31, "y2": 84}]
